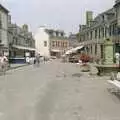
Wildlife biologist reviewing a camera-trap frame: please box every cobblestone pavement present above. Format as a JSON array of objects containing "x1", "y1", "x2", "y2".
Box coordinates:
[{"x1": 0, "y1": 60, "x2": 120, "y2": 120}]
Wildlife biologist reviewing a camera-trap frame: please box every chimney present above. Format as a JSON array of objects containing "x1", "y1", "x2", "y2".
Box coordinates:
[{"x1": 86, "y1": 11, "x2": 93, "y2": 26}]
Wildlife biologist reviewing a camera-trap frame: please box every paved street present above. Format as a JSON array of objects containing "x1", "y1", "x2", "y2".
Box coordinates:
[{"x1": 0, "y1": 60, "x2": 120, "y2": 120}]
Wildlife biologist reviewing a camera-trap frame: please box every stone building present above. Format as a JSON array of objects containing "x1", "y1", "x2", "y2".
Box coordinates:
[
  {"x1": 79, "y1": 0, "x2": 120, "y2": 64},
  {"x1": 35, "y1": 26, "x2": 69, "y2": 58},
  {"x1": 86, "y1": 11, "x2": 93, "y2": 26},
  {"x1": 8, "y1": 21, "x2": 35, "y2": 63},
  {"x1": 69, "y1": 33, "x2": 81, "y2": 48},
  {"x1": 0, "y1": 4, "x2": 9, "y2": 56}
]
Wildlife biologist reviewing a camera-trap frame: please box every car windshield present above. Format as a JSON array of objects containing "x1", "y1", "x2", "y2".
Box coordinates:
[{"x1": 0, "y1": 0, "x2": 120, "y2": 120}]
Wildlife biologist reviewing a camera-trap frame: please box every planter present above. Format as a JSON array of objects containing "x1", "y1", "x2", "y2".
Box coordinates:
[{"x1": 81, "y1": 64, "x2": 90, "y2": 72}]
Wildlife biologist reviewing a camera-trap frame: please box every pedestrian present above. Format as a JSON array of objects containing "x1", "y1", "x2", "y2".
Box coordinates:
[
  {"x1": 26, "y1": 56, "x2": 30, "y2": 64},
  {"x1": 35, "y1": 54, "x2": 40, "y2": 67},
  {"x1": 0, "y1": 54, "x2": 8, "y2": 75},
  {"x1": 43, "y1": 56, "x2": 45, "y2": 63},
  {"x1": 34, "y1": 57, "x2": 36, "y2": 64}
]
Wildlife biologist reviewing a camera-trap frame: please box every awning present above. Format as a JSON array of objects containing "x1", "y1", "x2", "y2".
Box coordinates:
[
  {"x1": 51, "y1": 49, "x2": 61, "y2": 52},
  {"x1": 12, "y1": 45, "x2": 36, "y2": 51},
  {"x1": 65, "y1": 46, "x2": 84, "y2": 55}
]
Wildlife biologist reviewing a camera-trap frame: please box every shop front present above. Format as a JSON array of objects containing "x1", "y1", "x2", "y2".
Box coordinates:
[
  {"x1": 9, "y1": 45, "x2": 35, "y2": 63},
  {"x1": 50, "y1": 49, "x2": 61, "y2": 58}
]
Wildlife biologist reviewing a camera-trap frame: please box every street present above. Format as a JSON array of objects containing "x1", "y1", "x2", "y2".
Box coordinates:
[{"x1": 0, "y1": 60, "x2": 120, "y2": 120}]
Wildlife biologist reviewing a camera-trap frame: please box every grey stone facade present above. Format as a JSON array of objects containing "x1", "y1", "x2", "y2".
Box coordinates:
[
  {"x1": 69, "y1": 34, "x2": 80, "y2": 48},
  {"x1": 45, "y1": 29, "x2": 69, "y2": 58},
  {"x1": 8, "y1": 24, "x2": 35, "y2": 48},
  {"x1": 79, "y1": 0, "x2": 120, "y2": 63},
  {"x1": 0, "y1": 4, "x2": 9, "y2": 55},
  {"x1": 8, "y1": 22, "x2": 35, "y2": 59}
]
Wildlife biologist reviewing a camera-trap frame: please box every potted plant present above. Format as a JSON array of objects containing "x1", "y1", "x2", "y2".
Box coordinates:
[{"x1": 80, "y1": 53, "x2": 90, "y2": 72}]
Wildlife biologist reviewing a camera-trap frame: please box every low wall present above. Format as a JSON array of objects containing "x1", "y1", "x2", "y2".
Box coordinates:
[{"x1": 95, "y1": 64, "x2": 120, "y2": 76}]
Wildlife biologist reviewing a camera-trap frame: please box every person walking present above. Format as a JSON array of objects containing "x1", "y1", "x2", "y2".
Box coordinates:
[
  {"x1": 0, "y1": 54, "x2": 8, "y2": 75},
  {"x1": 26, "y1": 56, "x2": 30, "y2": 64},
  {"x1": 43, "y1": 56, "x2": 46, "y2": 63},
  {"x1": 35, "y1": 54, "x2": 40, "y2": 67}
]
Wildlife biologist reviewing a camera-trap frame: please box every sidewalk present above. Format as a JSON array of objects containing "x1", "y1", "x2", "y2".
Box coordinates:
[{"x1": 9, "y1": 64, "x2": 28, "y2": 70}]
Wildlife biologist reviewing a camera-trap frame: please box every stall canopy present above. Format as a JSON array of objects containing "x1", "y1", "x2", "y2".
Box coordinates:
[
  {"x1": 65, "y1": 46, "x2": 84, "y2": 55},
  {"x1": 51, "y1": 49, "x2": 61, "y2": 52}
]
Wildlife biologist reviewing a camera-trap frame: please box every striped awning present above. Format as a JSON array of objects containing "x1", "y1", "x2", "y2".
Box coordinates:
[
  {"x1": 65, "y1": 46, "x2": 84, "y2": 55},
  {"x1": 51, "y1": 49, "x2": 61, "y2": 52}
]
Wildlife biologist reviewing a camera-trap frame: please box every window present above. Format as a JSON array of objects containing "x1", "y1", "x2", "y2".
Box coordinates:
[
  {"x1": 63, "y1": 42, "x2": 65, "y2": 47},
  {"x1": 101, "y1": 45, "x2": 104, "y2": 58},
  {"x1": 62, "y1": 42, "x2": 64, "y2": 47},
  {"x1": 112, "y1": 25, "x2": 115, "y2": 35},
  {"x1": 109, "y1": 26, "x2": 112, "y2": 36},
  {"x1": 44, "y1": 41, "x2": 47, "y2": 47},
  {"x1": 0, "y1": 31, "x2": 1, "y2": 43},
  {"x1": 102, "y1": 15, "x2": 104, "y2": 21},
  {"x1": 61, "y1": 32, "x2": 64, "y2": 36},
  {"x1": 99, "y1": 28, "x2": 101, "y2": 38},
  {"x1": 91, "y1": 45, "x2": 92, "y2": 54},
  {"x1": 58, "y1": 41, "x2": 60, "y2": 47},
  {"x1": 95, "y1": 44, "x2": 97, "y2": 55},
  {"x1": 56, "y1": 41, "x2": 58, "y2": 47},
  {"x1": 64, "y1": 42, "x2": 66, "y2": 48},
  {"x1": 83, "y1": 35, "x2": 85, "y2": 41},
  {"x1": 95, "y1": 29, "x2": 97, "y2": 39},
  {"x1": 65, "y1": 42, "x2": 67, "y2": 47},
  {"x1": 118, "y1": 28, "x2": 120, "y2": 35},
  {"x1": 112, "y1": 24, "x2": 117, "y2": 35},
  {"x1": 102, "y1": 28, "x2": 104, "y2": 38},
  {"x1": 87, "y1": 32, "x2": 89, "y2": 40},
  {"x1": 52, "y1": 41, "x2": 55, "y2": 47},
  {"x1": 90, "y1": 31, "x2": 93, "y2": 40},
  {"x1": 105, "y1": 27, "x2": 107, "y2": 37}
]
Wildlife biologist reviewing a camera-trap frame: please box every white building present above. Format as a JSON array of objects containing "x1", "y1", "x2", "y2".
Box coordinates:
[
  {"x1": 35, "y1": 27, "x2": 50, "y2": 57},
  {"x1": 0, "y1": 4, "x2": 9, "y2": 55},
  {"x1": 34, "y1": 26, "x2": 69, "y2": 58}
]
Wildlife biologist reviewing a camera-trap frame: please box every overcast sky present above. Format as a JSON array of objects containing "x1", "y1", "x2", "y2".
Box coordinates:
[{"x1": 0, "y1": 0, "x2": 114, "y2": 34}]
